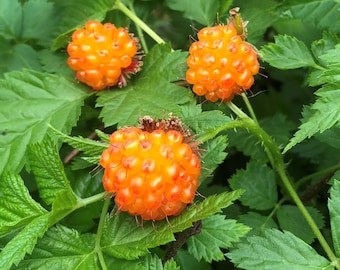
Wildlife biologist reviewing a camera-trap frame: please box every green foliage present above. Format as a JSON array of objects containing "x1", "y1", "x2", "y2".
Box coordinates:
[
  {"x1": 97, "y1": 44, "x2": 192, "y2": 127},
  {"x1": 1, "y1": 0, "x2": 340, "y2": 269},
  {"x1": 228, "y1": 229, "x2": 333, "y2": 270},
  {"x1": 229, "y1": 161, "x2": 277, "y2": 210},
  {"x1": 260, "y1": 35, "x2": 316, "y2": 69},
  {"x1": 187, "y1": 215, "x2": 250, "y2": 262}
]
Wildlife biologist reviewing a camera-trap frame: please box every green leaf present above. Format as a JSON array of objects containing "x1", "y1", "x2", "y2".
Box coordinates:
[
  {"x1": 187, "y1": 215, "x2": 250, "y2": 262},
  {"x1": 228, "y1": 229, "x2": 333, "y2": 270},
  {"x1": 0, "y1": 40, "x2": 42, "y2": 75},
  {"x1": 0, "y1": 0, "x2": 22, "y2": 39},
  {"x1": 165, "y1": 0, "x2": 219, "y2": 26},
  {"x1": 21, "y1": 0, "x2": 59, "y2": 47},
  {"x1": 276, "y1": 205, "x2": 324, "y2": 244},
  {"x1": 284, "y1": 84, "x2": 340, "y2": 152},
  {"x1": 49, "y1": 189, "x2": 78, "y2": 226},
  {"x1": 142, "y1": 255, "x2": 179, "y2": 270},
  {"x1": 229, "y1": 161, "x2": 277, "y2": 210},
  {"x1": 27, "y1": 134, "x2": 72, "y2": 205},
  {"x1": 39, "y1": 49, "x2": 73, "y2": 77},
  {"x1": 52, "y1": 0, "x2": 116, "y2": 51},
  {"x1": 0, "y1": 213, "x2": 50, "y2": 270},
  {"x1": 97, "y1": 44, "x2": 192, "y2": 127},
  {"x1": 199, "y1": 135, "x2": 228, "y2": 184},
  {"x1": 49, "y1": 125, "x2": 109, "y2": 157},
  {"x1": 14, "y1": 225, "x2": 98, "y2": 270},
  {"x1": 278, "y1": 0, "x2": 340, "y2": 34},
  {"x1": 239, "y1": 212, "x2": 278, "y2": 236},
  {"x1": 175, "y1": 249, "x2": 212, "y2": 270},
  {"x1": 101, "y1": 190, "x2": 243, "y2": 260},
  {"x1": 183, "y1": 110, "x2": 233, "y2": 134},
  {"x1": 0, "y1": 70, "x2": 90, "y2": 174},
  {"x1": 328, "y1": 179, "x2": 340, "y2": 257},
  {"x1": 0, "y1": 172, "x2": 47, "y2": 237},
  {"x1": 260, "y1": 35, "x2": 316, "y2": 69},
  {"x1": 311, "y1": 32, "x2": 340, "y2": 66},
  {"x1": 319, "y1": 43, "x2": 340, "y2": 64}
]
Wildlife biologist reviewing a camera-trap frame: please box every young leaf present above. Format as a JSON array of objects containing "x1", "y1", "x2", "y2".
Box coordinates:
[
  {"x1": 260, "y1": 35, "x2": 316, "y2": 69},
  {"x1": 278, "y1": 0, "x2": 340, "y2": 33},
  {"x1": 228, "y1": 229, "x2": 333, "y2": 270},
  {"x1": 276, "y1": 205, "x2": 325, "y2": 244},
  {"x1": 328, "y1": 179, "x2": 340, "y2": 257},
  {"x1": 101, "y1": 190, "x2": 243, "y2": 260},
  {"x1": 0, "y1": 213, "x2": 50, "y2": 270},
  {"x1": 187, "y1": 214, "x2": 250, "y2": 262},
  {"x1": 311, "y1": 32, "x2": 340, "y2": 67},
  {"x1": 96, "y1": 43, "x2": 192, "y2": 127},
  {"x1": 0, "y1": 70, "x2": 90, "y2": 174},
  {"x1": 49, "y1": 125, "x2": 109, "y2": 157},
  {"x1": 165, "y1": 0, "x2": 219, "y2": 26},
  {"x1": 14, "y1": 225, "x2": 98, "y2": 270},
  {"x1": 284, "y1": 84, "x2": 340, "y2": 152},
  {"x1": 142, "y1": 255, "x2": 180, "y2": 270},
  {"x1": 229, "y1": 160, "x2": 277, "y2": 210},
  {"x1": 0, "y1": 172, "x2": 47, "y2": 237},
  {"x1": 27, "y1": 134, "x2": 72, "y2": 205}
]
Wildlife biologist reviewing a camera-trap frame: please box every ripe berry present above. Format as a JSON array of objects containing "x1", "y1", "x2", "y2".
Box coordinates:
[
  {"x1": 186, "y1": 21, "x2": 260, "y2": 102},
  {"x1": 67, "y1": 20, "x2": 142, "y2": 90},
  {"x1": 100, "y1": 116, "x2": 201, "y2": 221}
]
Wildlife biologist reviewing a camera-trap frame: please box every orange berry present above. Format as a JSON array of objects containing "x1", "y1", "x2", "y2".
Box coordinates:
[
  {"x1": 186, "y1": 24, "x2": 260, "y2": 102},
  {"x1": 67, "y1": 20, "x2": 143, "y2": 90},
  {"x1": 100, "y1": 116, "x2": 201, "y2": 221}
]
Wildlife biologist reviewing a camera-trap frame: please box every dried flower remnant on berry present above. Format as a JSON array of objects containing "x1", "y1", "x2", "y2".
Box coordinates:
[
  {"x1": 100, "y1": 115, "x2": 201, "y2": 221},
  {"x1": 67, "y1": 20, "x2": 143, "y2": 90},
  {"x1": 186, "y1": 8, "x2": 260, "y2": 102}
]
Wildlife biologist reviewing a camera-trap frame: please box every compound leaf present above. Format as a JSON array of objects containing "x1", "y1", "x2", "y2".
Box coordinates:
[
  {"x1": 187, "y1": 215, "x2": 250, "y2": 262},
  {"x1": 14, "y1": 225, "x2": 98, "y2": 270},
  {"x1": 0, "y1": 213, "x2": 50, "y2": 270},
  {"x1": 228, "y1": 229, "x2": 333, "y2": 270},
  {"x1": 27, "y1": 134, "x2": 73, "y2": 205},
  {"x1": 97, "y1": 44, "x2": 192, "y2": 127},
  {"x1": 284, "y1": 84, "x2": 340, "y2": 152},
  {"x1": 0, "y1": 70, "x2": 90, "y2": 174},
  {"x1": 229, "y1": 160, "x2": 277, "y2": 210},
  {"x1": 0, "y1": 172, "x2": 47, "y2": 237},
  {"x1": 101, "y1": 190, "x2": 243, "y2": 260},
  {"x1": 260, "y1": 35, "x2": 316, "y2": 69}
]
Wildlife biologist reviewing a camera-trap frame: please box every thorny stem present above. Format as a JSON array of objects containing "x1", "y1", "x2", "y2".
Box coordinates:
[
  {"x1": 95, "y1": 198, "x2": 111, "y2": 270},
  {"x1": 223, "y1": 101, "x2": 339, "y2": 267},
  {"x1": 115, "y1": 1, "x2": 166, "y2": 45}
]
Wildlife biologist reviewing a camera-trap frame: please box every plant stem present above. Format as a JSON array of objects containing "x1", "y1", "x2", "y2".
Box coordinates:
[
  {"x1": 77, "y1": 192, "x2": 106, "y2": 208},
  {"x1": 95, "y1": 198, "x2": 111, "y2": 270},
  {"x1": 241, "y1": 93, "x2": 258, "y2": 124},
  {"x1": 128, "y1": 0, "x2": 149, "y2": 53},
  {"x1": 115, "y1": 1, "x2": 166, "y2": 45},
  {"x1": 226, "y1": 101, "x2": 339, "y2": 266}
]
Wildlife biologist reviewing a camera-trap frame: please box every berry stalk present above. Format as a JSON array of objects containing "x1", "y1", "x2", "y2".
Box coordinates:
[{"x1": 115, "y1": 1, "x2": 166, "y2": 45}]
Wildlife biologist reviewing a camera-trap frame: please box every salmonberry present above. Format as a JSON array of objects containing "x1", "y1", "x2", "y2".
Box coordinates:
[
  {"x1": 186, "y1": 12, "x2": 260, "y2": 102},
  {"x1": 100, "y1": 115, "x2": 201, "y2": 221},
  {"x1": 67, "y1": 20, "x2": 142, "y2": 90}
]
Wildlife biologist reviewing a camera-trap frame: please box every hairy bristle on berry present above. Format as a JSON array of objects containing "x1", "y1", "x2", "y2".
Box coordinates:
[
  {"x1": 186, "y1": 22, "x2": 260, "y2": 102},
  {"x1": 100, "y1": 119, "x2": 201, "y2": 221},
  {"x1": 67, "y1": 20, "x2": 143, "y2": 90}
]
